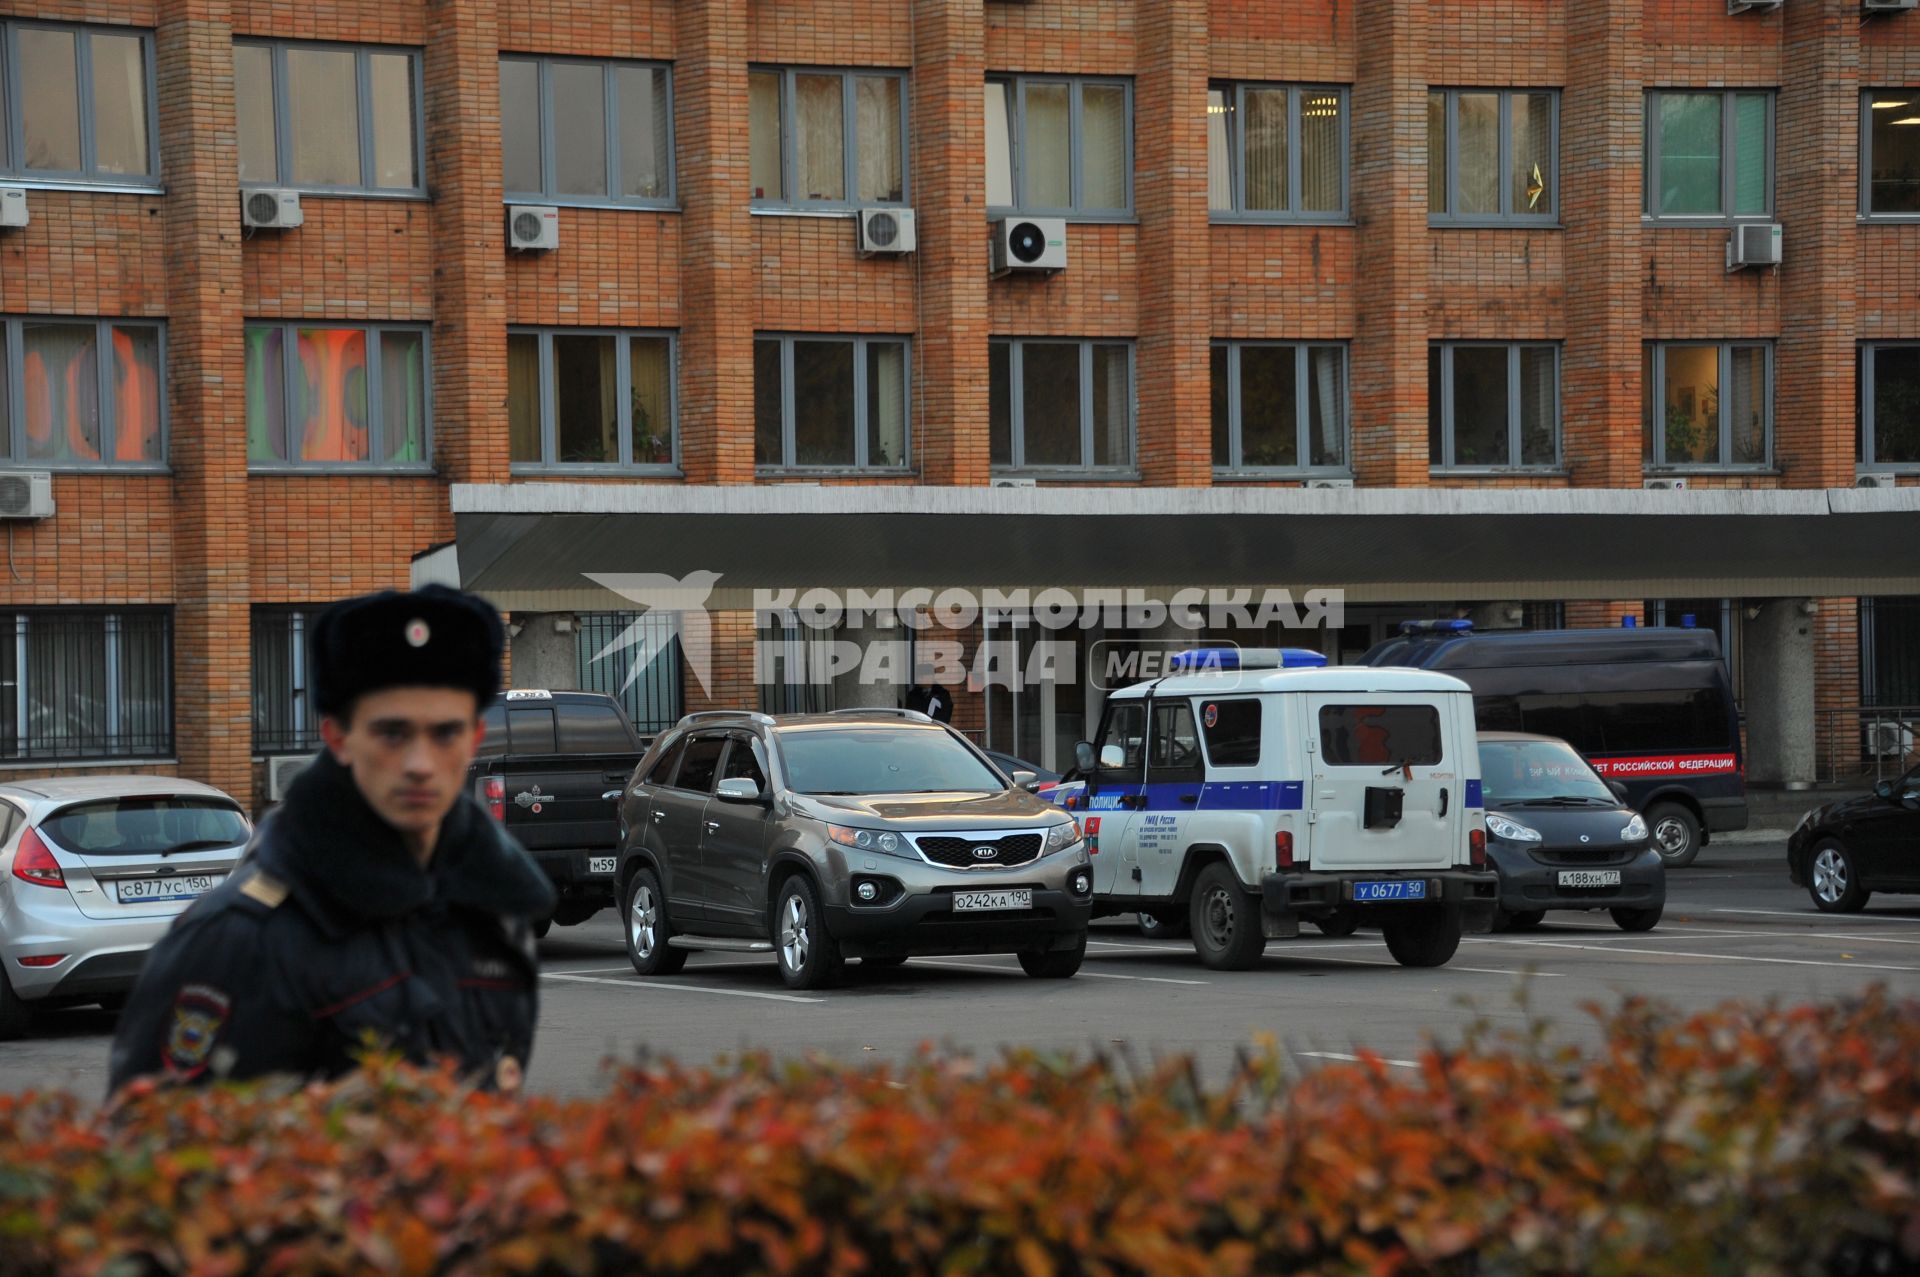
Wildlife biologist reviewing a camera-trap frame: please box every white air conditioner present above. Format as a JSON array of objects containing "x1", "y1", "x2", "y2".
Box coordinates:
[
  {"x1": 0, "y1": 472, "x2": 54, "y2": 519},
  {"x1": 266, "y1": 753, "x2": 313, "y2": 801},
  {"x1": 0, "y1": 186, "x2": 26, "y2": 229},
  {"x1": 507, "y1": 204, "x2": 559, "y2": 251},
  {"x1": 1856, "y1": 472, "x2": 1898, "y2": 489},
  {"x1": 1727, "y1": 0, "x2": 1782, "y2": 12},
  {"x1": 991, "y1": 216, "x2": 1067, "y2": 275},
  {"x1": 857, "y1": 207, "x2": 916, "y2": 255},
  {"x1": 1644, "y1": 477, "x2": 1688, "y2": 490},
  {"x1": 1726, "y1": 222, "x2": 1783, "y2": 271},
  {"x1": 1864, "y1": 721, "x2": 1915, "y2": 757},
  {"x1": 1305, "y1": 478, "x2": 1354, "y2": 490},
  {"x1": 241, "y1": 188, "x2": 303, "y2": 230},
  {"x1": 1864, "y1": 0, "x2": 1916, "y2": 12},
  {"x1": 992, "y1": 477, "x2": 1038, "y2": 488}
]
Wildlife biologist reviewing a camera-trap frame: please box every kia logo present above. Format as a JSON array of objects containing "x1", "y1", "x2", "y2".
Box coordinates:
[{"x1": 971, "y1": 845, "x2": 998, "y2": 860}]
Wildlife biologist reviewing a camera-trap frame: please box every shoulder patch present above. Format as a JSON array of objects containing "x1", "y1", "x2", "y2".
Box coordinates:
[
  {"x1": 239, "y1": 870, "x2": 289, "y2": 909},
  {"x1": 163, "y1": 983, "x2": 232, "y2": 1077}
]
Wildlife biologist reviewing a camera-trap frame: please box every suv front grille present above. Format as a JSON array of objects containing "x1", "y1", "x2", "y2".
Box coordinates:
[{"x1": 916, "y1": 833, "x2": 1043, "y2": 869}]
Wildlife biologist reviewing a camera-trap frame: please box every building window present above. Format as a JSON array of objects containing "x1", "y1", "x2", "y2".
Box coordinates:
[
  {"x1": 1427, "y1": 343, "x2": 1560, "y2": 469},
  {"x1": 576, "y1": 611, "x2": 683, "y2": 734},
  {"x1": 1863, "y1": 597, "x2": 1920, "y2": 708},
  {"x1": 251, "y1": 607, "x2": 317, "y2": 753},
  {"x1": 1644, "y1": 89, "x2": 1773, "y2": 220},
  {"x1": 507, "y1": 329, "x2": 675, "y2": 470},
  {"x1": 1863, "y1": 90, "x2": 1920, "y2": 217},
  {"x1": 245, "y1": 323, "x2": 429, "y2": 469},
  {"x1": 0, "y1": 317, "x2": 165, "y2": 468},
  {"x1": 1210, "y1": 342, "x2": 1348, "y2": 472},
  {"x1": 1643, "y1": 342, "x2": 1771, "y2": 468},
  {"x1": 0, "y1": 610, "x2": 171, "y2": 761},
  {"x1": 499, "y1": 55, "x2": 672, "y2": 206},
  {"x1": 753, "y1": 334, "x2": 909, "y2": 470},
  {"x1": 985, "y1": 75, "x2": 1132, "y2": 216},
  {"x1": 235, "y1": 41, "x2": 422, "y2": 195},
  {"x1": 0, "y1": 21, "x2": 156, "y2": 185},
  {"x1": 989, "y1": 339, "x2": 1134, "y2": 472},
  {"x1": 1207, "y1": 84, "x2": 1347, "y2": 220},
  {"x1": 1860, "y1": 344, "x2": 1920, "y2": 469},
  {"x1": 749, "y1": 66, "x2": 906, "y2": 207},
  {"x1": 1428, "y1": 89, "x2": 1557, "y2": 223}
]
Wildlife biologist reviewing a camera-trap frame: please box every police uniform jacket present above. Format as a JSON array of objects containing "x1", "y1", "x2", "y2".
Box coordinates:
[{"x1": 108, "y1": 751, "x2": 556, "y2": 1092}]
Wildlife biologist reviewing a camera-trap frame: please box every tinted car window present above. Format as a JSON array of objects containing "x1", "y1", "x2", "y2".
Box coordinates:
[
  {"x1": 42, "y1": 798, "x2": 250, "y2": 857},
  {"x1": 1148, "y1": 701, "x2": 1204, "y2": 782},
  {"x1": 675, "y1": 735, "x2": 727, "y2": 793},
  {"x1": 1515, "y1": 694, "x2": 1594, "y2": 749},
  {"x1": 1318, "y1": 705, "x2": 1443, "y2": 767},
  {"x1": 1095, "y1": 702, "x2": 1147, "y2": 780},
  {"x1": 508, "y1": 707, "x2": 558, "y2": 754},
  {"x1": 1480, "y1": 739, "x2": 1615, "y2": 805},
  {"x1": 645, "y1": 735, "x2": 688, "y2": 784},
  {"x1": 557, "y1": 700, "x2": 633, "y2": 752},
  {"x1": 1199, "y1": 698, "x2": 1261, "y2": 767},
  {"x1": 776, "y1": 726, "x2": 1004, "y2": 795},
  {"x1": 476, "y1": 704, "x2": 509, "y2": 758},
  {"x1": 721, "y1": 737, "x2": 769, "y2": 791},
  {"x1": 1586, "y1": 688, "x2": 1729, "y2": 754}
]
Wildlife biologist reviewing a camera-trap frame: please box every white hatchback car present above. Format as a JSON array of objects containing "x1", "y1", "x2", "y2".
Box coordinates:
[{"x1": 0, "y1": 776, "x2": 251, "y2": 1037}]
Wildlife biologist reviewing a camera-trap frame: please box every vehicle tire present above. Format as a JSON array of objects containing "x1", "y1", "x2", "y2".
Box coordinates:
[
  {"x1": 1646, "y1": 803, "x2": 1702, "y2": 869},
  {"x1": 1503, "y1": 909, "x2": 1546, "y2": 931},
  {"x1": 773, "y1": 875, "x2": 844, "y2": 991},
  {"x1": 1313, "y1": 906, "x2": 1360, "y2": 938},
  {"x1": 1610, "y1": 905, "x2": 1663, "y2": 932},
  {"x1": 1189, "y1": 863, "x2": 1267, "y2": 971},
  {"x1": 863, "y1": 954, "x2": 910, "y2": 969},
  {"x1": 553, "y1": 899, "x2": 603, "y2": 928},
  {"x1": 95, "y1": 992, "x2": 128, "y2": 1014},
  {"x1": 1808, "y1": 839, "x2": 1871, "y2": 914},
  {"x1": 1019, "y1": 933, "x2": 1087, "y2": 979},
  {"x1": 1382, "y1": 908, "x2": 1464, "y2": 968},
  {"x1": 531, "y1": 916, "x2": 553, "y2": 940},
  {"x1": 1138, "y1": 910, "x2": 1189, "y2": 940},
  {"x1": 624, "y1": 868, "x2": 688, "y2": 976},
  {"x1": 0, "y1": 971, "x2": 32, "y2": 1041}
]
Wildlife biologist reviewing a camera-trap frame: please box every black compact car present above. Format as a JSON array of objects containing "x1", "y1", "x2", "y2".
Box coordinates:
[
  {"x1": 1787, "y1": 765, "x2": 1920, "y2": 913},
  {"x1": 1478, "y1": 731, "x2": 1666, "y2": 932}
]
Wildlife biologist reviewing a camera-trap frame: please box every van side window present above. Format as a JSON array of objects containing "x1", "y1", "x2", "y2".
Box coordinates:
[
  {"x1": 1516, "y1": 694, "x2": 1594, "y2": 748},
  {"x1": 1585, "y1": 688, "x2": 1725, "y2": 753},
  {"x1": 556, "y1": 700, "x2": 633, "y2": 752},
  {"x1": 1318, "y1": 705, "x2": 1443, "y2": 767},
  {"x1": 1199, "y1": 699, "x2": 1261, "y2": 767},
  {"x1": 1094, "y1": 702, "x2": 1147, "y2": 781},
  {"x1": 645, "y1": 735, "x2": 689, "y2": 784},
  {"x1": 1148, "y1": 701, "x2": 1205, "y2": 782}
]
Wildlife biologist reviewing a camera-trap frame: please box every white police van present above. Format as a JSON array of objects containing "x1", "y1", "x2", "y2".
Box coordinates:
[{"x1": 1061, "y1": 647, "x2": 1499, "y2": 969}]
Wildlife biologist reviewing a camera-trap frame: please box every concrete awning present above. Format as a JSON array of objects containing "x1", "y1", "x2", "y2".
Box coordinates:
[{"x1": 441, "y1": 483, "x2": 1920, "y2": 612}]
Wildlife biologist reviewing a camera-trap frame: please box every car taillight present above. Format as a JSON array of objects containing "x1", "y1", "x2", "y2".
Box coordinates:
[
  {"x1": 11, "y1": 829, "x2": 64, "y2": 888},
  {"x1": 1469, "y1": 827, "x2": 1487, "y2": 869},
  {"x1": 1275, "y1": 830, "x2": 1294, "y2": 869},
  {"x1": 1083, "y1": 816, "x2": 1101, "y2": 854},
  {"x1": 483, "y1": 776, "x2": 506, "y2": 823},
  {"x1": 16, "y1": 954, "x2": 65, "y2": 968}
]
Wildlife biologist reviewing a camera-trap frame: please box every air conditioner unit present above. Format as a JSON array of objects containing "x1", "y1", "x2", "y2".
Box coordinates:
[
  {"x1": 507, "y1": 204, "x2": 560, "y2": 251},
  {"x1": 1864, "y1": 721, "x2": 1914, "y2": 757},
  {"x1": 241, "y1": 188, "x2": 303, "y2": 230},
  {"x1": 1856, "y1": 472, "x2": 1898, "y2": 489},
  {"x1": 992, "y1": 477, "x2": 1038, "y2": 488},
  {"x1": 0, "y1": 472, "x2": 54, "y2": 519},
  {"x1": 991, "y1": 216, "x2": 1067, "y2": 275},
  {"x1": 1726, "y1": 222, "x2": 1783, "y2": 271},
  {"x1": 1864, "y1": 0, "x2": 1916, "y2": 12},
  {"x1": 1727, "y1": 0, "x2": 1781, "y2": 12},
  {"x1": 266, "y1": 753, "x2": 313, "y2": 801},
  {"x1": 0, "y1": 186, "x2": 26, "y2": 229},
  {"x1": 1643, "y1": 477, "x2": 1688, "y2": 490},
  {"x1": 857, "y1": 207, "x2": 916, "y2": 255},
  {"x1": 1305, "y1": 478, "x2": 1354, "y2": 490}
]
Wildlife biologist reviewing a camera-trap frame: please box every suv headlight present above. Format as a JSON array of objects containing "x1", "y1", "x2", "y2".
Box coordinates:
[
  {"x1": 827, "y1": 825, "x2": 911, "y2": 858},
  {"x1": 1484, "y1": 813, "x2": 1542, "y2": 843},
  {"x1": 1619, "y1": 813, "x2": 1648, "y2": 842},
  {"x1": 1044, "y1": 819, "x2": 1083, "y2": 854}
]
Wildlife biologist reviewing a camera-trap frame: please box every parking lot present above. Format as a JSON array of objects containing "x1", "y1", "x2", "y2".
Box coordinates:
[{"x1": 7, "y1": 831, "x2": 1916, "y2": 1100}]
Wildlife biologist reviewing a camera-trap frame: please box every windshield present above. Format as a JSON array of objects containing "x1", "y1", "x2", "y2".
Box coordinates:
[
  {"x1": 41, "y1": 797, "x2": 250, "y2": 857},
  {"x1": 1480, "y1": 740, "x2": 1615, "y2": 805},
  {"x1": 777, "y1": 726, "x2": 1006, "y2": 795}
]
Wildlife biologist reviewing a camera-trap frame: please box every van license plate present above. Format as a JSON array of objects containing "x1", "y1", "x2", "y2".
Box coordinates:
[
  {"x1": 1353, "y1": 880, "x2": 1427, "y2": 903},
  {"x1": 1558, "y1": 869, "x2": 1622, "y2": 888},
  {"x1": 115, "y1": 875, "x2": 224, "y2": 903},
  {"x1": 953, "y1": 889, "x2": 1032, "y2": 913},
  {"x1": 587, "y1": 856, "x2": 616, "y2": 875}
]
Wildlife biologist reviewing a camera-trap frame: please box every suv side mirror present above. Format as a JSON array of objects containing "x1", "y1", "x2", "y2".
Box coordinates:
[
  {"x1": 1074, "y1": 740, "x2": 1097, "y2": 773},
  {"x1": 716, "y1": 777, "x2": 765, "y2": 804},
  {"x1": 1010, "y1": 769, "x2": 1038, "y2": 791},
  {"x1": 1606, "y1": 780, "x2": 1629, "y2": 802},
  {"x1": 602, "y1": 789, "x2": 624, "y2": 805}
]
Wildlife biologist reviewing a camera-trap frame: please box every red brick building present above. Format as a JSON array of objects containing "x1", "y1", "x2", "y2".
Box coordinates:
[{"x1": 0, "y1": 0, "x2": 1916, "y2": 807}]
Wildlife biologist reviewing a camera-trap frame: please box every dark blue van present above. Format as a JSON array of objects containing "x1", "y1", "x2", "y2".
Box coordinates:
[{"x1": 1361, "y1": 623, "x2": 1747, "y2": 867}]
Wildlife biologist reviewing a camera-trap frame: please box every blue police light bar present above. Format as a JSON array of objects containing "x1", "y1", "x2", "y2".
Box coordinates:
[
  {"x1": 1167, "y1": 647, "x2": 1329, "y2": 672},
  {"x1": 1397, "y1": 619, "x2": 1476, "y2": 635}
]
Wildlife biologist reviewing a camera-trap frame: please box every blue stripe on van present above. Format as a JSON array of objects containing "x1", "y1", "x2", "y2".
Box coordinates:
[{"x1": 1086, "y1": 781, "x2": 1304, "y2": 812}]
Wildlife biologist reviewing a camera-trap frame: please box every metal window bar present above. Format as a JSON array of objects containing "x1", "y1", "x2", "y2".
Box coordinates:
[
  {"x1": 4, "y1": 610, "x2": 171, "y2": 760},
  {"x1": 251, "y1": 608, "x2": 317, "y2": 753},
  {"x1": 576, "y1": 610, "x2": 683, "y2": 734}
]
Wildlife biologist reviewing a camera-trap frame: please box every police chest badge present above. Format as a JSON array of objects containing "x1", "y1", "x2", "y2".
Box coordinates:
[{"x1": 163, "y1": 983, "x2": 232, "y2": 1076}]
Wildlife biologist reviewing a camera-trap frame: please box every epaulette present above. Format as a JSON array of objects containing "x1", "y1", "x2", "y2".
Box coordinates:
[{"x1": 238, "y1": 868, "x2": 290, "y2": 909}]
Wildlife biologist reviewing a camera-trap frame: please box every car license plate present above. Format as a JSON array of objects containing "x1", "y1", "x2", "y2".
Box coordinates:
[
  {"x1": 587, "y1": 856, "x2": 616, "y2": 875},
  {"x1": 115, "y1": 874, "x2": 224, "y2": 903},
  {"x1": 1558, "y1": 869, "x2": 1622, "y2": 888},
  {"x1": 1353, "y1": 879, "x2": 1427, "y2": 903},
  {"x1": 952, "y1": 889, "x2": 1032, "y2": 913}
]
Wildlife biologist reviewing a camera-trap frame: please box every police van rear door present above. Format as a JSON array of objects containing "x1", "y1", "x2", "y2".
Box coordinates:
[{"x1": 1304, "y1": 693, "x2": 1458, "y2": 872}]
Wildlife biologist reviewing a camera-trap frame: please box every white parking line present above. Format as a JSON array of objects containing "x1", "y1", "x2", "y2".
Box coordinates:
[
  {"x1": 1085, "y1": 939, "x2": 1203, "y2": 955},
  {"x1": 543, "y1": 972, "x2": 826, "y2": 1004},
  {"x1": 1479, "y1": 937, "x2": 1920, "y2": 973},
  {"x1": 1709, "y1": 908, "x2": 1920, "y2": 925},
  {"x1": 1293, "y1": 953, "x2": 1565, "y2": 977},
  {"x1": 911, "y1": 957, "x2": 1209, "y2": 986},
  {"x1": 546, "y1": 966, "x2": 644, "y2": 976},
  {"x1": 1295, "y1": 1050, "x2": 1420, "y2": 1069}
]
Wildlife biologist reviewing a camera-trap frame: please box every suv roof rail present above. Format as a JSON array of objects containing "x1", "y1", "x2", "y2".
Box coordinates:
[
  {"x1": 827, "y1": 707, "x2": 935, "y2": 723},
  {"x1": 673, "y1": 709, "x2": 776, "y2": 729}
]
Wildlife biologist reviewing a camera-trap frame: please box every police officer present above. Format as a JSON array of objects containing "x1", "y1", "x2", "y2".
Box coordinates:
[
  {"x1": 903, "y1": 663, "x2": 954, "y2": 723},
  {"x1": 108, "y1": 586, "x2": 555, "y2": 1093}
]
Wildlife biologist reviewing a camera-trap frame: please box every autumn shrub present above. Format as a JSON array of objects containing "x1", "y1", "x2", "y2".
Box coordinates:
[{"x1": 1, "y1": 989, "x2": 1916, "y2": 1276}]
